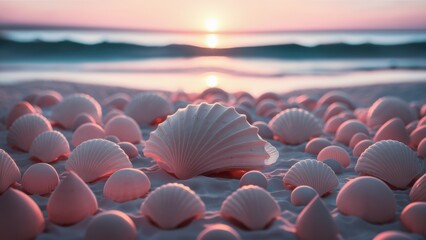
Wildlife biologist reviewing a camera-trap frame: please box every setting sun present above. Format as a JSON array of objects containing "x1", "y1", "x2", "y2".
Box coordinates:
[
  {"x1": 205, "y1": 34, "x2": 218, "y2": 48},
  {"x1": 205, "y1": 74, "x2": 218, "y2": 87},
  {"x1": 204, "y1": 18, "x2": 219, "y2": 32}
]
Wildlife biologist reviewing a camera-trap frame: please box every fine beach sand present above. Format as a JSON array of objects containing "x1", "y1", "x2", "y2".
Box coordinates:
[{"x1": 1, "y1": 80, "x2": 426, "y2": 240}]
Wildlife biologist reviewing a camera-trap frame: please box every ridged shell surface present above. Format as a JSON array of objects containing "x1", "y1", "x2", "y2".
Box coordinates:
[
  {"x1": 335, "y1": 120, "x2": 369, "y2": 145},
  {"x1": 85, "y1": 210, "x2": 137, "y2": 240},
  {"x1": 104, "y1": 168, "x2": 151, "y2": 202},
  {"x1": 0, "y1": 149, "x2": 21, "y2": 194},
  {"x1": 409, "y1": 174, "x2": 426, "y2": 202},
  {"x1": 353, "y1": 140, "x2": 374, "y2": 158},
  {"x1": 29, "y1": 130, "x2": 70, "y2": 163},
  {"x1": 373, "y1": 118, "x2": 410, "y2": 145},
  {"x1": 367, "y1": 97, "x2": 417, "y2": 128},
  {"x1": 71, "y1": 123, "x2": 106, "y2": 147},
  {"x1": 6, "y1": 101, "x2": 36, "y2": 129},
  {"x1": 104, "y1": 115, "x2": 141, "y2": 143},
  {"x1": 125, "y1": 93, "x2": 174, "y2": 125},
  {"x1": 22, "y1": 163, "x2": 59, "y2": 195},
  {"x1": 317, "y1": 146, "x2": 351, "y2": 168}
]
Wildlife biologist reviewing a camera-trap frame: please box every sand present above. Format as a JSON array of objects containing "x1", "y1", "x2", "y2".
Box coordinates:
[{"x1": 1, "y1": 80, "x2": 425, "y2": 240}]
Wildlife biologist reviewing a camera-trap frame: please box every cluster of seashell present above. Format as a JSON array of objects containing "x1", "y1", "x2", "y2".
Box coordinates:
[
  {"x1": 104, "y1": 168, "x2": 151, "y2": 202},
  {"x1": 5, "y1": 101, "x2": 37, "y2": 129}
]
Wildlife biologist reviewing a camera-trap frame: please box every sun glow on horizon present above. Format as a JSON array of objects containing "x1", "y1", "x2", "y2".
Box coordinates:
[
  {"x1": 205, "y1": 74, "x2": 219, "y2": 87},
  {"x1": 205, "y1": 34, "x2": 218, "y2": 48},
  {"x1": 205, "y1": 18, "x2": 219, "y2": 32}
]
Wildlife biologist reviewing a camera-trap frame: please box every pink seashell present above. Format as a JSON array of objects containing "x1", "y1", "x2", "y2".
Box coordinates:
[
  {"x1": 104, "y1": 168, "x2": 150, "y2": 202},
  {"x1": 323, "y1": 103, "x2": 348, "y2": 122},
  {"x1": 373, "y1": 118, "x2": 410, "y2": 145},
  {"x1": 104, "y1": 115, "x2": 141, "y2": 143},
  {"x1": 199, "y1": 87, "x2": 230, "y2": 103},
  {"x1": 400, "y1": 202, "x2": 426, "y2": 236},
  {"x1": 269, "y1": 108, "x2": 322, "y2": 145},
  {"x1": 283, "y1": 159, "x2": 338, "y2": 196},
  {"x1": 312, "y1": 105, "x2": 328, "y2": 118},
  {"x1": 102, "y1": 93, "x2": 130, "y2": 110},
  {"x1": 255, "y1": 92, "x2": 281, "y2": 104},
  {"x1": 293, "y1": 95, "x2": 317, "y2": 111},
  {"x1": 324, "y1": 115, "x2": 347, "y2": 134},
  {"x1": 338, "y1": 111, "x2": 356, "y2": 120},
  {"x1": 354, "y1": 108, "x2": 369, "y2": 124},
  {"x1": 373, "y1": 231, "x2": 414, "y2": 240},
  {"x1": 118, "y1": 142, "x2": 139, "y2": 159},
  {"x1": 22, "y1": 163, "x2": 59, "y2": 195},
  {"x1": 337, "y1": 176, "x2": 396, "y2": 224},
  {"x1": 256, "y1": 99, "x2": 280, "y2": 117},
  {"x1": 66, "y1": 139, "x2": 132, "y2": 183},
  {"x1": 23, "y1": 92, "x2": 40, "y2": 103},
  {"x1": 140, "y1": 183, "x2": 205, "y2": 229},
  {"x1": 85, "y1": 210, "x2": 137, "y2": 240},
  {"x1": 253, "y1": 121, "x2": 273, "y2": 139},
  {"x1": 171, "y1": 90, "x2": 192, "y2": 103},
  {"x1": 335, "y1": 120, "x2": 369, "y2": 145},
  {"x1": 197, "y1": 224, "x2": 241, "y2": 240},
  {"x1": 419, "y1": 116, "x2": 426, "y2": 126},
  {"x1": 34, "y1": 90, "x2": 62, "y2": 108},
  {"x1": 33, "y1": 105, "x2": 43, "y2": 114},
  {"x1": 125, "y1": 93, "x2": 174, "y2": 126},
  {"x1": 51, "y1": 94, "x2": 102, "y2": 129},
  {"x1": 410, "y1": 125, "x2": 426, "y2": 148},
  {"x1": 367, "y1": 97, "x2": 417, "y2": 128},
  {"x1": 220, "y1": 185, "x2": 280, "y2": 230},
  {"x1": 234, "y1": 91, "x2": 255, "y2": 101},
  {"x1": 72, "y1": 113, "x2": 96, "y2": 130},
  {"x1": 236, "y1": 98, "x2": 255, "y2": 109},
  {"x1": 421, "y1": 104, "x2": 426, "y2": 117},
  {"x1": 323, "y1": 159, "x2": 343, "y2": 174},
  {"x1": 349, "y1": 132, "x2": 370, "y2": 148},
  {"x1": 5, "y1": 101, "x2": 36, "y2": 129},
  {"x1": 0, "y1": 149, "x2": 20, "y2": 194},
  {"x1": 406, "y1": 120, "x2": 418, "y2": 135},
  {"x1": 410, "y1": 174, "x2": 426, "y2": 202},
  {"x1": 105, "y1": 135, "x2": 120, "y2": 143},
  {"x1": 29, "y1": 130, "x2": 70, "y2": 163},
  {"x1": 7, "y1": 113, "x2": 52, "y2": 152},
  {"x1": 317, "y1": 146, "x2": 351, "y2": 168},
  {"x1": 305, "y1": 137, "x2": 332, "y2": 155},
  {"x1": 353, "y1": 139, "x2": 374, "y2": 158},
  {"x1": 144, "y1": 103, "x2": 278, "y2": 179},
  {"x1": 234, "y1": 105, "x2": 253, "y2": 123},
  {"x1": 47, "y1": 171, "x2": 98, "y2": 225},
  {"x1": 317, "y1": 90, "x2": 356, "y2": 109},
  {"x1": 103, "y1": 109, "x2": 124, "y2": 124},
  {"x1": 295, "y1": 196, "x2": 338, "y2": 240},
  {"x1": 239, "y1": 170, "x2": 267, "y2": 189},
  {"x1": 418, "y1": 138, "x2": 426, "y2": 158},
  {"x1": 291, "y1": 185, "x2": 318, "y2": 206},
  {"x1": 355, "y1": 140, "x2": 420, "y2": 188},
  {"x1": 0, "y1": 188, "x2": 45, "y2": 240},
  {"x1": 72, "y1": 123, "x2": 106, "y2": 147}
]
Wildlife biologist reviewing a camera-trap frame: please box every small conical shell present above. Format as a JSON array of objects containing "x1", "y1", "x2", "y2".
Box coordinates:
[
  {"x1": 220, "y1": 185, "x2": 280, "y2": 230},
  {"x1": 0, "y1": 149, "x2": 20, "y2": 194},
  {"x1": 22, "y1": 163, "x2": 59, "y2": 195},
  {"x1": 353, "y1": 139, "x2": 374, "y2": 158},
  {"x1": 317, "y1": 91, "x2": 356, "y2": 109},
  {"x1": 5, "y1": 101, "x2": 36, "y2": 129},
  {"x1": 410, "y1": 125, "x2": 426, "y2": 148},
  {"x1": 367, "y1": 97, "x2": 417, "y2": 128},
  {"x1": 317, "y1": 146, "x2": 351, "y2": 168},
  {"x1": 71, "y1": 123, "x2": 106, "y2": 147},
  {"x1": 104, "y1": 115, "x2": 141, "y2": 143},
  {"x1": 283, "y1": 159, "x2": 338, "y2": 196},
  {"x1": 410, "y1": 174, "x2": 426, "y2": 202},
  {"x1": 7, "y1": 113, "x2": 52, "y2": 152},
  {"x1": 335, "y1": 120, "x2": 369, "y2": 145},
  {"x1": 349, "y1": 132, "x2": 369, "y2": 149},
  {"x1": 374, "y1": 118, "x2": 410, "y2": 145},
  {"x1": 103, "y1": 168, "x2": 151, "y2": 202},
  {"x1": 85, "y1": 210, "x2": 137, "y2": 240},
  {"x1": 305, "y1": 137, "x2": 332, "y2": 155},
  {"x1": 355, "y1": 140, "x2": 420, "y2": 188},
  {"x1": 125, "y1": 93, "x2": 174, "y2": 126},
  {"x1": 324, "y1": 116, "x2": 347, "y2": 134},
  {"x1": 400, "y1": 202, "x2": 426, "y2": 237},
  {"x1": 140, "y1": 183, "x2": 205, "y2": 229},
  {"x1": 196, "y1": 224, "x2": 241, "y2": 240},
  {"x1": 66, "y1": 139, "x2": 132, "y2": 182},
  {"x1": 29, "y1": 130, "x2": 70, "y2": 163},
  {"x1": 47, "y1": 171, "x2": 98, "y2": 225}
]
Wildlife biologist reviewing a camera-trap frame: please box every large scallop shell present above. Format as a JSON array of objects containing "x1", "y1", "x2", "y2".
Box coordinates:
[
  {"x1": 125, "y1": 92, "x2": 174, "y2": 126},
  {"x1": 47, "y1": 171, "x2": 98, "y2": 225},
  {"x1": 317, "y1": 90, "x2": 356, "y2": 109},
  {"x1": 220, "y1": 185, "x2": 280, "y2": 230},
  {"x1": 71, "y1": 123, "x2": 106, "y2": 147},
  {"x1": 66, "y1": 139, "x2": 132, "y2": 182},
  {"x1": 324, "y1": 115, "x2": 347, "y2": 134},
  {"x1": 104, "y1": 115, "x2": 142, "y2": 143},
  {"x1": 410, "y1": 125, "x2": 426, "y2": 148},
  {"x1": 103, "y1": 168, "x2": 151, "y2": 202},
  {"x1": 144, "y1": 103, "x2": 277, "y2": 179},
  {"x1": 353, "y1": 139, "x2": 374, "y2": 158},
  {"x1": 355, "y1": 140, "x2": 420, "y2": 189},
  {"x1": 22, "y1": 163, "x2": 59, "y2": 195},
  {"x1": 409, "y1": 174, "x2": 426, "y2": 202},
  {"x1": 337, "y1": 176, "x2": 396, "y2": 224},
  {"x1": 85, "y1": 210, "x2": 137, "y2": 240},
  {"x1": 335, "y1": 120, "x2": 369, "y2": 145},
  {"x1": 283, "y1": 159, "x2": 338, "y2": 196},
  {"x1": 317, "y1": 146, "x2": 351, "y2": 168},
  {"x1": 0, "y1": 188, "x2": 45, "y2": 240},
  {"x1": 0, "y1": 149, "x2": 20, "y2": 194},
  {"x1": 367, "y1": 97, "x2": 417, "y2": 128},
  {"x1": 140, "y1": 183, "x2": 205, "y2": 229},
  {"x1": 7, "y1": 113, "x2": 52, "y2": 152},
  {"x1": 269, "y1": 108, "x2": 322, "y2": 145},
  {"x1": 197, "y1": 224, "x2": 241, "y2": 240},
  {"x1": 373, "y1": 118, "x2": 410, "y2": 145},
  {"x1": 305, "y1": 137, "x2": 332, "y2": 155},
  {"x1": 51, "y1": 93, "x2": 102, "y2": 129},
  {"x1": 5, "y1": 101, "x2": 36, "y2": 129},
  {"x1": 29, "y1": 130, "x2": 70, "y2": 163},
  {"x1": 400, "y1": 202, "x2": 426, "y2": 237}
]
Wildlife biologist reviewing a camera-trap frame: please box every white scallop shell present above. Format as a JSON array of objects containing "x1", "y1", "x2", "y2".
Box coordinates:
[
  {"x1": 220, "y1": 185, "x2": 281, "y2": 230},
  {"x1": 305, "y1": 137, "x2": 332, "y2": 155},
  {"x1": 29, "y1": 130, "x2": 70, "y2": 163},
  {"x1": 104, "y1": 115, "x2": 141, "y2": 143},
  {"x1": 6, "y1": 101, "x2": 36, "y2": 129},
  {"x1": 317, "y1": 91, "x2": 356, "y2": 109},
  {"x1": 317, "y1": 146, "x2": 351, "y2": 168},
  {"x1": 71, "y1": 123, "x2": 106, "y2": 147},
  {"x1": 353, "y1": 139, "x2": 374, "y2": 158},
  {"x1": 239, "y1": 170, "x2": 267, "y2": 189},
  {"x1": 0, "y1": 149, "x2": 20, "y2": 194},
  {"x1": 335, "y1": 120, "x2": 369, "y2": 145},
  {"x1": 355, "y1": 140, "x2": 420, "y2": 188},
  {"x1": 324, "y1": 116, "x2": 347, "y2": 134},
  {"x1": 125, "y1": 92, "x2": 174, "y2": 126},
  {"x1": 367, "y1": 97, "x2": 417, "y2": 128},
  {"x1": 349, "y1": 132, "x2": 370, "y2": 148},
  {"x1": 283, "y1": 159, "x2": 338, "y2": 196},
  {"x1": 51, "y1": 94, "x2": 102, "y2": 129},
  {"x1": 85, "y1": 210, "x2": 137, "y2": 240},
  {"x1": 102, "y1": 93, "x2": 130, "y2": 110},
  {"x1": 410, "y1": 125, "x2": 426, "y2": 148},
  {"x1": 291, "y1": 185, "x2": 318, "y2": 206},
  {"x1": 66, "y1": 139, "x2": 132, "y2": 182},
  {"x1": 103, "y1": 168, "x2": 151, "y2": 202},
  {"x1": 22, "y1": 163, "x2": 59, "y2": 195},
  {"x1": 140, "y1": 183, "x2": 205, "y2": 229},
  {"x1": 7, "y1": 113, "x2": 52, "y2": 152},
  {"x1": 409, "y1": 174, "x2": 426, "y2": 202},
  {"x1": 374, "y1": 118, "x2": 410, "y2": 145},
  {"x1": 269, "y1": 108, "x2": 322, "y2": 145},
  {"x1": 197, "y1": 224, "x2": 241, "y2": 240},
  {"x1": 144, "y1": 103, "x2": 277, "y2": 179}
]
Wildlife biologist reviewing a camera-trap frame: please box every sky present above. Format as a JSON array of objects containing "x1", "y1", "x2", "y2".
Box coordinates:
[{"x1": 1, "y1": 0, "x2": 426, "y2": 32}]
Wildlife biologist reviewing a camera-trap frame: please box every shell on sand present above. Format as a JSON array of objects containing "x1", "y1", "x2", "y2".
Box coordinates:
[
  {"x1": 400, "y1": 202, "x2": 426, "y2": 237},
  {"x1": 324, "y1": 116, "x2": 347, "y2": 134},
  {"x1": 418, "y1": 138, "x2": 426, "y2": 158},
  {"x1": 29, "y1": 130, "x2": 70, "y2": 163},
  {"x1": 295, "y1": 196, "x2": 339, "y2": 240},
  {"x1": 355, "y1": 140, "x2": 420, "y2": 189},
  {"x1": 33, "y1": 90, "x2": 63, "y2": 108},
  {"x1": 323, "y1": 103, "x2": 349, "y2": 122},
  {"x1": 103, "y1": 109, "x2": 124, "y2": 124},
  {"x1": 105, "y1": 135, "x2": 120, "y2": 143},
  {"x1": 409, "y1": 174, "x2": 426, "y2": 202},
  {"x1": 5, "y1": 101, "x2": 36, "y2": 129},
  {"x1": 66, "y1": 139, "x2": 132, "y2": 183},
  {"x1": 373, "y1": 231, "x2": 414, "y2": 240},
  {"x1": 199, "y1": 87, "x2": 230, "y2": 103},
  {"x1": 269, "y1": 108, "x2": 322, "y2": 145},
  {"x1": 51, "y1": 94, "x2": 102, "y2": 129},
  {"x1": 220, "y1": 185, "x2": 281, "y2": 230},
  {"x1": 317, "y1": 90, "x2": 356, "y2": 109},
  {"x1": 353, "y1": 140, "x2": 374, "y2": 158},
  {"x1": 354, "y1": 108, "x2": 369, "y2": 124},
  {"x1": 235, "y1": 105, "x2": 254, "y2": 123},
  {"x1": 196, "y1": 224, "x2": 241, "y2": 240},
  {"x1": 367, "y1": 97, "x2": 417, "y2": 128},
  {"x1": 22, "y1": 163, "x2": 59, "y2": 195},
  {"x1": 305, "y1": 137, "x2": 332, "y2": 155},
  {"x1": 85, "y1": 210, "x2": 136, "y2": 240},
  {"x1": 323, "y1": 159, "x2": 344, "y2": 174},
  {"x1": 104, "y1": 168, "x2": 151, "y2": 202},
  {"x1": 349, "y1": 132, "x2": 370, "y2": 149},
  {"x1": 317, "y1": 146, "x2": 351, "y2": 168},
  {"x1": 102, "y1": 93, "x2": 131, "y2": 110},
  {"x1": 253, "y1": 121, "x2": 273, "y2": 139},
  {"x1": 292, "y1": 95, "x2": 317, "y2": 111},
  {"x1": 291, "y1": 185, "x2": 319, "y2": 206},
  {"x1": 283, "y1": 159, "x2": 338, "y2": 196},
  {"x1": 47, "y1": 171, "x2": 98, "y2": 225},
  {"x1": 104, "y1": 115, "x2": 142, "y2": 143},
  {"x1": 256, "y1": 99, "x2": 280, "y2": 117},
  {"x1": 337, "y1": 176, "x2": 396, "y2": 224},
  {"x1": 118, "y1": 142, "x2": 139, "y2": 159},
  {"x1": 373, "y1": 118, "x2": 410, "y2": 145},
  {"x1": 410, "y1": 125, "x2": 426, "y2": 148},
  {"x1": 406, "y1": 120, "x2": 418, "y2": 135},
  {"x1": 144, "y1": 103, "x2": 278, "y2": 179},
  {"x1": 239, "y1": 170, "x2": 268, "y2": 189},
  {"x1": 7, "y1": 113, "x2": 52, "y2": 152},
  {"x1": 71, "y1": 123, "x2": 106, "y2": 147},
  {"x1": 140, "y1": 183, "x2": 205, "y2": 229},
  {"x1": 125, "y1": 93, "x2": 174, "y2": 126},
  {"x1": 72, "y1": 113, "x2": 96, "y2": 130},
  {"x1": 0, "y1": 188, "x2": 45, "y2": 240},
  {"x1": 335, "y1": 120, "x2": 369, "y2": 145},
  {"x1": 0, "y1": 149, "x2": 21, "y2": 194}
]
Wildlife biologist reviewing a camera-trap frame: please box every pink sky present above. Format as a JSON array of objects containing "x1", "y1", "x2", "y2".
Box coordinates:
[{"x1": 1, "y1": 0, "x2": 426, "y2": 31}]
